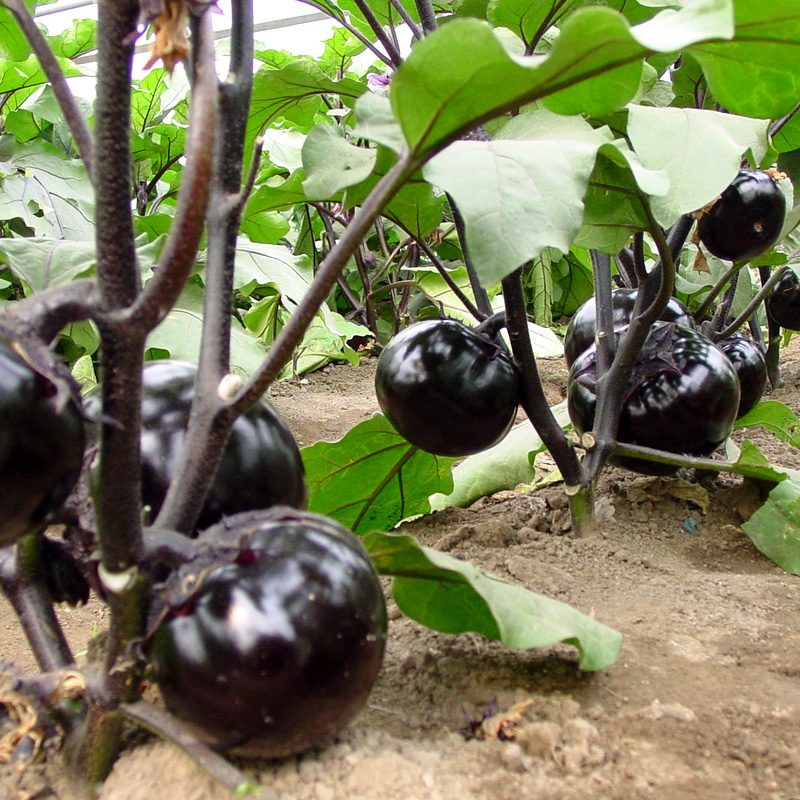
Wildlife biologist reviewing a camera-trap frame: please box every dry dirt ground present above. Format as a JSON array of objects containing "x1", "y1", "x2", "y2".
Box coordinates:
[{"x1": 3, "y1": 340, "x2": 800, "y2": 800}]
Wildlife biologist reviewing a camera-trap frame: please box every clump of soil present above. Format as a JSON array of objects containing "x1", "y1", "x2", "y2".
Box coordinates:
[{"x1": 2, "y1": 340, "x2": 800, "y2": 800}]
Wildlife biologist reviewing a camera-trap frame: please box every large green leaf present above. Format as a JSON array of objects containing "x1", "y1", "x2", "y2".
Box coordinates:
[
  {"x1": 145, "y1": 282, "x2": 267, "y2": 376},
  {"x1": 422, "y1": 111, "x2": 607, "y2": 283},
  {"x1": 0, "y1": 138, "x2": 93, "y2": 239},
  {"x1": 742, "y1": 478, "x2": 800, "y2": 574},
  {"x1": 0, "y1": 3, "x2": 33, "y2": 61},
  {"x1": 364, "y1": 531, "x2": 622, "y2": 670},
  {"x1": 627, "y1": 105, "x2": 770, "y2": 225},
  {"x1": 390, "y1": 1, "x2": 734, "y2": 157},
  {"x1": 0, "y1": 53, "x2": 82, "y2": 95},
  {"x1": 45, "y1": 18, "x2": 96, "y2": 60},
  {"x1": 245, "y1": 61, "x2": 366, "y2": 168},
  {"x1": 0, "y1": 238, "x2": 95, "y2": 291},
  {"x1": 690, "y1": 0, "x2": 800, "y2": 119},
  {"x1": 735, "y1": 399, "x2": 800, "y2": 449},
  {"x1": 302, "y1": 124, "x2": 378, "y2": 199},
  {"x1": 303, "y1": 414, "x2": 456, "y2": 534},
  {"x1": 430, "y1": 400, "x2": 571, "y2": 510},
  {"x1": 233, "y1": 240, "x2": 314, "y2": 305}
]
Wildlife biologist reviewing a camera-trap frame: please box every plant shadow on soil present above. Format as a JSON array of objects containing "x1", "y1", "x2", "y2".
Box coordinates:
[{"x1": 3, "y1": 339, "x2": 800, "y2": 800}]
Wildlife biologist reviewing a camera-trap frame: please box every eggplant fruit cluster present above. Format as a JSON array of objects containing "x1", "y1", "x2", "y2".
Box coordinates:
[
  {"x1": 0, "y1": 337, "x2": 85, "y2": 546},
  {"x1": 85, "y1": 360, "x2": 306, "y2": 531},
  {"x1": 698, "y1": 170, "x2": 786, "y2": 262},
  {"x1": 149, "y1": 508, "x2": 387, "y2": 758},
  {"x1": 568, "y1": 322, "x2": 742, "y2": 474},
  {"x1": 564, "y1": 288, "x2": 695, "y2": 368},
  {"x1": 375, "y1": 319, "x2": 519, "y2": 457}
]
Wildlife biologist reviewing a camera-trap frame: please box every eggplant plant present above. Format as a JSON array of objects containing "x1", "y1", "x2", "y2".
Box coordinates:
[{"x1": 1, "y1": 0, "x2": 800, "y2": 795}]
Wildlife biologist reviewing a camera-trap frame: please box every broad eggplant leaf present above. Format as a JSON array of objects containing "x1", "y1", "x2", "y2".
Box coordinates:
[
  {"x1": 45, "y1": 18, "x2": 96, "y2": 60},
  {"x1": 303, "y1": 414, "x2": 456, "y2": 534},
  {"x1": 302, "y1": 124, "x2": 378, "y2": 199},
  {"x1": 245, "y1": 61, "x2": 366, "y2": 170},
  {"x1": 233, "y1": 241, "x2": 314, "y2": 305},
  {"x1": 690, "y1": 0, "x2": 800, "y2": 120},
  {"x1": 735, "y1": 400, "x2": 800, "y2": 450},
  {"x1": 364, "y1": 530, "x2": 622, "y2": 671},
  {"x1": 742, "y1": 478, "x2": 800, "y2": 574},
  {"x1": 0, "y1": 139, "x2": 93, "y2": 239},
  {"x1": 391, "y1": 1, "x2": 733, "y2": 157},
  {"x1": 145, "y1": 282, "x2": 267, "y2": 376},
  {"x1": 0, "y1": 235, "x2": 163, "y2": 293},
  {"x1": 430, "y1": 400, "x2": 570, "y2": 510},
  {"x1": 627, "y1": 105, "x2": 770, "y2": 226},
  {"x1": 423, "y1": 113, "x2": 606, "y2": 284},
  {"x1": 0, "y1": 3, "x2": 34, "y2": 61},
  {"x1": 0, "y1": 54, "x2": 82, "y2": 96},
  {"x1": 0, "y1": 238, "x2": 95, "y2": 290}
]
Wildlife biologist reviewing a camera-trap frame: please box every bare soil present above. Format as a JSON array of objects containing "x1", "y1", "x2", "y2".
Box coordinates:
[{"x1": 3, "y1": 340, "x2": 800, "y2": 800}]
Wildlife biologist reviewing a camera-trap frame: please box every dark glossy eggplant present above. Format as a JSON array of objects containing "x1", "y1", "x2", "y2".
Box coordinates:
[
  {"x1": 0, "y1": 337, "x2": 85, "y2": 545},
  {"x1": 149, "y1": 508, "x2": 387, "y2": 758},
  {"x1": 85, "y1": 360, "x2": 306, "y2": 531},
  {"x1": 375, "y1": 319, "x2": 519, "y2": 457},
  {"x1": 698, "y1": 170, "x2": 785, "y2": 262},
  {"x1": 765, "y1": 268, "x2": 800, "y2": 332},
  {"x1": 717, "y1": 335, "x2": 767, "y2": 418}
]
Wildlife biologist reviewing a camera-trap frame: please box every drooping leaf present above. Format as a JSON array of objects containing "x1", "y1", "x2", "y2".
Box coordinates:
[
  {"x1": 422, "y1": 113, "x2": 607, "y2": 284},
  {"x1": 302, "y1": 124, "x2": 378, "y2": 199},
  {"x1": 735, "y1": 400, "x2": 800, "y2": 449},
  {"x1": 742, "y1": 478, "x2": 800, "y2": 574},
  {"x1": 430, "y1": 401, "x2": 570, "y2": 510},
  {"x1": 303, "y1": 414, "x2": 456, "y2": 534},
  {"x1": 627, "y1": 105, "x2": 770, "y2": 225},
  {"x1": 364, "y1": 531, "x2": 622, "y2": 671},
  {"x1": 690, "y1": 0, "x2": 800, "y2": 119},
  {"x1": 391, "y1": 1, "x2": 734, "y2": 157}
]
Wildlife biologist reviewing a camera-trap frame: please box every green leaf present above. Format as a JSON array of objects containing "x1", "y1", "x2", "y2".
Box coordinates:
[
  {"x1": 46, "y1": 18, "x2": 96, "y2": 60},
  {"x1": 422, "y1": 112, "x2": 606, "y2": 284},
  {"x1": 0, "y1": 138, "x2": 93, "y2": 239},
  {"x1": 391, "y1": 2, "x2": 734, "y2": 156},
  {"x1": 0, "y1": 4, "x2": 33, "y2": 61},
  {"x1": 146, "y1": 283, "x2": 267, "y2": 376},
  {"x1": 627, "y1": 106, "x2": 770, "y2": 226},
  {"x1": 0, "y1": 53, "x2": 82, "y2": 95},
  {"x1": 735, "y1": 399, "x2": 800, "y2": 449},
  {"x1": 430, "y1": 401, "x2": 570, "y2": 510},
  {"x1": 353, "y1": 92, "x2": 406, "y2": 154},
  {"x1": 239, "y1": 209, "x2": 290, "y2": 245},
  {"x1": 302, "y1": 124, "x2": 378, "y2": 199},
  {"x1": 0, "y1": 238, "x2": 95, "y2": 290},
  {"x1": 234, "y1": 241, "x2": 314, "y2": 305},
  {"x1": 364, "y1": 531, "x2": 622, "y2": 670},
  {"x1": 246, "y1": 61, "x2": 366, "y2": 169},
  {"x1": 690, "y1": 0, "x2": 800, "y2": 119},
  {"x1": 742, "y1": 478, "x2": 800, "y2": 574},
  {"x1": 303, "y1": 414, "x2": 456, "y2": 534},
  {"x1": 245, "y1": 171, "x2": 309, "y2": 215},
  {"x1": 575, "y1": 140, "x2": 668, "y2": 253}
]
